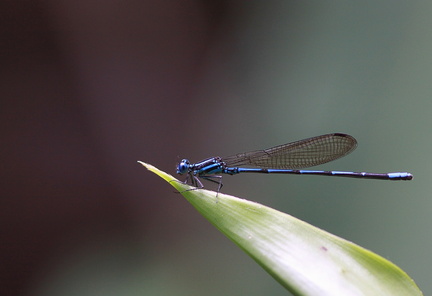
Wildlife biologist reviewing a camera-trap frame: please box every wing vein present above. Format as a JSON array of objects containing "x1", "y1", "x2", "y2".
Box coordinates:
[{"x1": 223, "y1": 133, "x2": 357, "y2": 169}]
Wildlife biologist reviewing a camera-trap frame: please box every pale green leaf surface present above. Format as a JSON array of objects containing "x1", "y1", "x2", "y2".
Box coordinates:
[{"x1": 138, "y1": 161, "x2": 422, "y2": 296}]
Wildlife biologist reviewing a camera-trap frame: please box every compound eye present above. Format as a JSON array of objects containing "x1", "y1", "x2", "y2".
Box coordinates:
[{"x1": 177, "y1": 159, "x2": 190, "y2": 174}]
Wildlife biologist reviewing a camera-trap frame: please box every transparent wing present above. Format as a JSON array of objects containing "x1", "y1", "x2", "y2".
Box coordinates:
[{"x1": 222, "y1": 133, "x2": 357, "y2": 169}]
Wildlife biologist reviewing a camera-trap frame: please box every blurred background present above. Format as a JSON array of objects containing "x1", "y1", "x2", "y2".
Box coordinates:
[{"x1": 1, "y1": 1, "x2": 430, "y2": 295}]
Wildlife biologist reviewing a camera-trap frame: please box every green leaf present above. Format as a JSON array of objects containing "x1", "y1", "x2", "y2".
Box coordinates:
[{"x1": 138, "y1": 161, "x2": 422, "y2": 296}]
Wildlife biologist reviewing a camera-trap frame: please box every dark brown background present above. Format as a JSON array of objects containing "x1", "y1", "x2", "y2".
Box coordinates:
[{"x1": 1, "y1": 1, "x2": 429, "y2": 295}]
